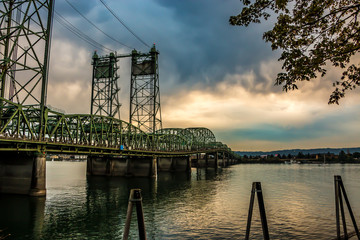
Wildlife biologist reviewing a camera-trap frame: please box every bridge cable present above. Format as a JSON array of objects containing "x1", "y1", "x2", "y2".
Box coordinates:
[
  {"x1": 98, "y1": 0, "x2": 151, "y2": 49},
  {"x1": 54, "y1": 13, "x2": 112, "y2": 53},
  {"x1": 54, "y1": 10, "x2": 114, "y2": 53},
  {"x1": 64, "y1": 0, "x2": 133, "y2": 50}
]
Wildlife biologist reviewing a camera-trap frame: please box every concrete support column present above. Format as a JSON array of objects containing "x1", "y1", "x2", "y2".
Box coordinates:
[
  {"x1": 29, "y1": 153, "x2": 46, "y2": 197},
  {"x1": 88, "y1": 155, "x2": 157, "y2": 178},
  {"x1": 125, "y1": 157, "x2": 131, "y2": 176},
  {"x1": 86, "y1": 155, "x2": 107, "y2": 176},
  {"x1": 214, "y1": 152, "x2": 218, "y2": 169},
  {"x1": 187, "y1": 156, "x2": 192, "y2": 173},
  {"x1": 86, "y1": 155, "x2": 93, "y2": 175},
  {"x1": 205, "y1": 153, "x2": 208, "y2": 168},
  {"x1": 158, "y1": 156, "x2": 191, "y2": 172},
  {"x1": 0, "y1": 151, "x2": 46, "y2": 196},
  {"x1": 157, "y1": 157, "x2": 173, "y2": 172},
  {"x1": 151, "y1": 157, "x2": 157, "y2": 178}
]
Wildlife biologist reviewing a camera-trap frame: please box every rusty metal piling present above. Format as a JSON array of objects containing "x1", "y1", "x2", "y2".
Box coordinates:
[
  {"x1": 334, "y1": 175, "x2": 360, "y2": 240},
  {"x1": 245, "y1": 182, "x2": 270, "y2": 240},
  {"x1": 123, "y1": 189, "x2": 147, "y2": 240}
]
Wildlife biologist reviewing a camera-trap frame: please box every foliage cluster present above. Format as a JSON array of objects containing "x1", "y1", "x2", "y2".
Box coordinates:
[{"x1": 230, "y1": 0, "x2": 360, "y2": 104}]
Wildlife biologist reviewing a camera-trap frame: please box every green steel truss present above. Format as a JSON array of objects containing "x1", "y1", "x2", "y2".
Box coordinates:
[
  {"x1": 91, "y1": 52, "x2": 121, "y2": 119},
  {"x1": 0, "y1": 97, "x2": 233, "y2": 156},
  {"x1": 155, "y1": 127, "x2": 230, "y2": 152},
  {"x1": 130, "y1": 45, "x2": 162, "y2": 134},
  {"x1": 0, "y1": 0, "x2": 54, "y2": 140}
]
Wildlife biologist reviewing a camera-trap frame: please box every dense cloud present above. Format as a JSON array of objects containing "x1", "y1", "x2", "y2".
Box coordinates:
[
  {"x1": 52, "y1": 0, "x2": 276, "y2": 88},
  {"x1": 47, "y1": 0, "x2": 360, "y2": 150}
]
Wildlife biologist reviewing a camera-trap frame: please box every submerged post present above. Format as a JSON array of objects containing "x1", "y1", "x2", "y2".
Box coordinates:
[
  {"x1": 334, "y1": 175, "x2": 360, "y2": 240},
  {"x1": 123, "y1": 189, "x2": 147, "y2": 240},
  {"x1": 245, "y1": 182, "x2": 270, "y2": 240}
]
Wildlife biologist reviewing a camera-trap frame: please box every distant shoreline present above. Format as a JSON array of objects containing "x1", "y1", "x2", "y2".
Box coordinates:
[
  {"x1": 235, "y1": 147, "x2": 360, "y2": 157},
  {"x1": 239, "y1": 159, "x2": 360, "y2": 164}
]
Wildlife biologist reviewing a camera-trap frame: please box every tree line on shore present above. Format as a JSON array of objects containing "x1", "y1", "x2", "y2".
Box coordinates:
[{"x1": 240, "y1": 151, "x2": 360, "y2": 164}]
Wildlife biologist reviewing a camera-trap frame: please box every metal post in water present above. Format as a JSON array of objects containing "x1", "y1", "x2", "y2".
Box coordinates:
[
  {"x1": 245, "y1": 182, "x2": 270, "y2": 240},
  {"x1": 134, "y1": 189, "x2": 146, "y2": 240},
  {"x1": 123, "y1": 189, "x2": 147, "y2": 240},
  {"x1": 335, "y1": 176, "x2": 341, "y2": 239},
  {"x1": 334, "y1": 175, "x2": 360, "y2": 240},
  {"x1": 245, "y1": 183, "x2": 256, "y2": 239},
  {"x1": 123, "y1": 190, "x2": 134, "y2": 240}
]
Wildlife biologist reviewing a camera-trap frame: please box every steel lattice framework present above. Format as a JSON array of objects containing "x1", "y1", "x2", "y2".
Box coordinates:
[
  {"x1": 130, "y1": 45, "x2": 162, "y2": 134},
  {"x1": 91, "y1": 51, "x2": 121, "y2": 119},
  {"x1": 155, "y1": 127, "x2": 230, "y2": 152},
  {"x1": 186, "y1": 127, "x2": 216, "y2": 149},
  {"x1": 0, "y1": 0, "x2": 54, "y2": 139},
  {"x1": 0, "y1": 96, "x2": 233, "y2": 156}
]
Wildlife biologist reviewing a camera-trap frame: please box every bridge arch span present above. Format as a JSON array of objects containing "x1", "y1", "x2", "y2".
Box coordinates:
[{"x1": 185, "y1": 127, "x2": 216, "y2": 150}]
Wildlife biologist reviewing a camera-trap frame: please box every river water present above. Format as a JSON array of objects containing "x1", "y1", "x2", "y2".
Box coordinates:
[{"x1": 1, "y1": 162, "x2": 360, "y2": 239}]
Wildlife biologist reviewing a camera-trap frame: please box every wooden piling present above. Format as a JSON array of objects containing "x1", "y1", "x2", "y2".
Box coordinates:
[
  {"x1": 123, "y1": 189, "x2": 147, "y2": 240},
  {"x1": 334, "y1": 175, "x2": 360, "y2": 240},
  {"x1": 245, "y1": 182, "x2": 270, "y2": 240}
]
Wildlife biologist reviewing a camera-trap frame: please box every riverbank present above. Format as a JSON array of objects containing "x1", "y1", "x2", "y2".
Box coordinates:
[{"x1": 239, "y1": 158, "x2": 360, "y2": 164}]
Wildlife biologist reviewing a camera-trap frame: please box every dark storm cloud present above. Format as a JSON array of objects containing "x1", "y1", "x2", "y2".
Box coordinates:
[
  {"x1": 150, "y1": 0, "x2": 276, "y2": 87},
  {"x1": 55, "y1": 0, "x2": 98, "y2": 17},
  {"x1": 53, "y1": 0, "x2": 131, "y2": 55},
  {"x1": 46, "y1": 1, "x2": 360, "y2": 150},
  {"x1": 52, "y1": 0, "x2": 278, "y2": 90}
]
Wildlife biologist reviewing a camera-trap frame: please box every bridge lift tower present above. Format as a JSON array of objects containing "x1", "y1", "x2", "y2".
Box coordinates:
[
  {"x1": 130, "y1": 45, "x2": 162, "y2": 134},
  {"x1": 0, "y1": 0, "x2": 54, "y2": 139},
  {"x1": 91, "y1": 51, "x2": 121, "y2": 119},
  {"x1": 91, "y1": 45, "x2": 162, "y2": 134}
]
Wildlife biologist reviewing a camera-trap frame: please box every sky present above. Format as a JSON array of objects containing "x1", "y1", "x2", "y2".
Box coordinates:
[{"x1": 46, "y1": 0, "x2": 360, "y2": 151}]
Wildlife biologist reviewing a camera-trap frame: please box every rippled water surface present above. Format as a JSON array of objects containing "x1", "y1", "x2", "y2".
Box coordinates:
[{"x1": 1, "y1": 162, "x2": 360, "y2": 239}]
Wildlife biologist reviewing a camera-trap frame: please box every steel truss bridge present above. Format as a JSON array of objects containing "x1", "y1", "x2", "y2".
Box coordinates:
[
  {"x1": 0, "y1": 97, "x2": 233, "y2": 157},
  {"x1": 0, "y1": 0, "x2": 236, "y2": 159}
]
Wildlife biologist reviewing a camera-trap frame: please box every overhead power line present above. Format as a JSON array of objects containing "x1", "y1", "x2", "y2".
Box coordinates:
[
  {"x1": 54, "y1": 10, "x2": 114, "y2": 53},
  {"x1": 64, "y1": 0, "x2": 133, "y2": 50},
  {"x1": 98, "y1": 0, "x2": 150, "y2": 48}
]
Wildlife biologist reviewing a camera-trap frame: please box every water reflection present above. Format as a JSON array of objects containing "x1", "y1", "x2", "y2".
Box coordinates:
[
  {"x1": 83, "y1": 169, "x2": 224, "y2": 239},
  {"x1": 2, "y1": 163, "x2": 360, "y2": 239},
  {"x1": 0, "y1": 195, "x2": 45, "y2": 239},
  {"x1": 0, "y1": 163, "x2": 225, "y2": 239}
]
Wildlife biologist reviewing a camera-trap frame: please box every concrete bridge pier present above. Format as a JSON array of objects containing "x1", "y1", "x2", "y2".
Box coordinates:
[
  {"x1": 220, "y1": 152, "x2": 226, "y2": 167},
  {"x1": 157, "y1": 156, "x2": 191, "y2": 173},
  {"x1": 215, "y1": 152, "x2": 219, "y2": 169},
  {"x1": 124, "y1": 156, "x2": 157, "y2": 177},
  {"x1": 0, "y1": 152, "x2": 46, "y2": 196},
  {"x1": 87, "y1": 155, "x2": 157, "y2": 178},
  {"x1": 205, "y1": 153, "x2": 220, "y2": 169},
  {"x1": 192, "y1": 153, "x2": 223, "y2": 169},
  {"x1": 223, "y1": 153, "x2": 231, "y2": 166}
]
